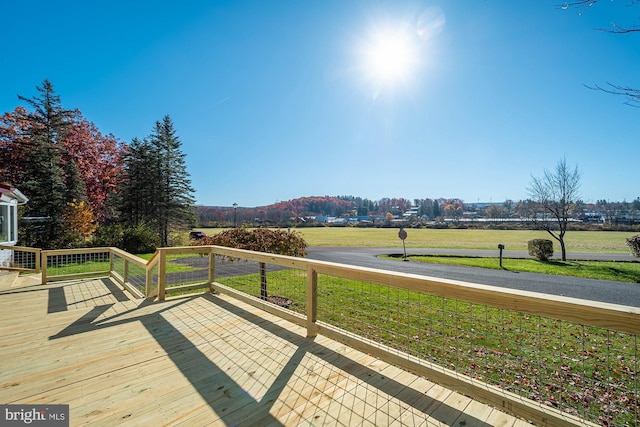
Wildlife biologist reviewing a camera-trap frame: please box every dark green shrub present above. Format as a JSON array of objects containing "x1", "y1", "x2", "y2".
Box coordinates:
[
  {"x1": 121, "y1": 224, "x2": 159, "y2": 254},
  {"x1": 92, "y1": 224, "x2": 124, "y2": 247},
  {"x1": 528, "y1": 239, "x2": 553, "y2": 261},
  {"x1": 93, "y1": 223, "x2": 158, "y2": 254},
  {"x1": 626, "y1": 234, "x2": 640, "y2": 257}
]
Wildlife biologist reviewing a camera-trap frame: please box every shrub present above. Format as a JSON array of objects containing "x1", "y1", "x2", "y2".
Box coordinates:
[
  {"x1": 193, "y1": 227, "x2": 307, "y2": 303},
  {"x1": 528, "y1": 239, "x2": 554, "y2": 261},
  {"x1": 121, "y1": 224, "x2": 159, "y2": 254},
  {"x1": 93, "y1": 223, "x2": 158, "y2": 254},
  {"x1": 193, "y1": 227, "x2": 307, "y2": 257},
  {"x1": 168, "y1": 231, "x2": 190, "y2": 247},
  {"x1": 626, "y1": 234, "x2": 640, "y2": 257},
  {"x1": 92, "y1": 224, "x2": 124, "y2": 247}
]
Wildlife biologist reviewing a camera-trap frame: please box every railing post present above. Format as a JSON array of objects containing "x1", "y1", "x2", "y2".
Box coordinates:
[
  {"x1": 34, "y1": 249, "x2": 41, "y2": 273},
  {"x1": 123, "y1": 259, "x2": 129, "y2": 285},
  {"x1": 158, "y1": 249, "x2": 166, "y2": 301},
  {"x1": 208, "y1": 248, "x2": 215, "y2": 292},
  {"x1": 306, "y1": 265, "x2": 318, "y2": 337},
  {"x1": 41, "y1": 251, "x2": 48, "y2": 285}
]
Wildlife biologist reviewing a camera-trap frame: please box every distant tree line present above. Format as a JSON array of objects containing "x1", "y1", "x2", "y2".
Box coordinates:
[
  {"x1": 0, "y1": 80, "x2": 195, "y2": 251},
  {"x1": 196, "y1": 195, "x2": 640, "y2": 230}
]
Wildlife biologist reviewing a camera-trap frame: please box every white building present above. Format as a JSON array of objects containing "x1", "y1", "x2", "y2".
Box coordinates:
[{"x1": 0, "y1": 184, "x2": 28, "y2": 266}]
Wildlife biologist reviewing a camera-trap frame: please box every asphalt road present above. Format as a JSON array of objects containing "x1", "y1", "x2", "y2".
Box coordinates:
[{"x1": 306, "y1": 246, "x2": 640, "y2": 308}]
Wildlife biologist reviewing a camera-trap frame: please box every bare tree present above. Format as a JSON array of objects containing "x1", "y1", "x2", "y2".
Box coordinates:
[
  {"x1": 560, "y1": 0, "x2": 640, "y2": 33},
  {"x1": 560, "y1": 1, "x2": 640, "y2": 106},
  {"x1": 527, "y1": 157, "x2": 582, "y2": 261}
]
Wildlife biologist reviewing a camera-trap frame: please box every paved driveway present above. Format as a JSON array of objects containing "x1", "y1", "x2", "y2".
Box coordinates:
[{"x1": 306, "y1": 246, "x2": 640, "y2": 308}]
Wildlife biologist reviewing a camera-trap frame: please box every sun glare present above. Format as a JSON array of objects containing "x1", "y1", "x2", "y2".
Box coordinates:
[
  {"x1": 355, "y1": 9, "x2": 444, "y2": 99},
  {"x1": 365, "y1": 30, "x2": 416, "y2": 84}
]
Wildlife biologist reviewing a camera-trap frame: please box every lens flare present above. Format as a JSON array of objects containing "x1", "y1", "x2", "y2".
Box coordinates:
[{"x1": 416, "y1": 7, "x2": 445, "y2": 41}]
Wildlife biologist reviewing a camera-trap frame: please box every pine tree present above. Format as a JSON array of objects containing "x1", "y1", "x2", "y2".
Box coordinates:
[
  {"x1": 151, "y1": 116, "x2": 195, "y2": 246},
  {"x1": 432, "y1": 199, "x2": 441, "y2": 218},
  {"x1": 119, "y1": 116, "x2": 195, "y2": 247},
  {"x1": 16, "y1": 80, "x2": 75, "y2": 247}
]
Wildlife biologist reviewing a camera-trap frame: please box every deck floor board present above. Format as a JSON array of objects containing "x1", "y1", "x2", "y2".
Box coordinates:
[{"x1": 0, "y1": 275, "x2": 532, "y2": 426}]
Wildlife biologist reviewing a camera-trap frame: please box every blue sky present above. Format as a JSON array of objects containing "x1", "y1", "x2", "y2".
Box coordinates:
[{"x1": 2, "y1": 1, "x2": 638, "y2": 207}]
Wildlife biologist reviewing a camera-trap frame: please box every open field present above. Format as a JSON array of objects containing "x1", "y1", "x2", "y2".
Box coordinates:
[{"x1": 197, "y1": 227, "x2": 635, "y2": 253}]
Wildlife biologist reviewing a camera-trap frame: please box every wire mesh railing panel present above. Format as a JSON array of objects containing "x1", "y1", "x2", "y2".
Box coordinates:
[
  {"x1": 147, "y1": 262, "x2": 159, "y2": 298},
  {"x1": 163, "y1": 254, "x2": 210, "y2": 293},
  {"x1": 214, "y1": 256, "x2": 307, "y2": 314},
  {"x1": 46, "y1": 251, "x2": 110, "y2": 278},
  {"x1": 0, "y1": 247, "x2": 37, "y2": 271},
  {"x1": 111, "y1": 253, "x2": 125, "y2": 279},
  {"x1": 110, "y1": 253, "x2": 147, "y2": 295},
  {"x1": 129, "y1": 261, "x2": 147, "y2": 295},
  {"x1": 314, "y1": 273, "x2": 638, "y2": 427}
]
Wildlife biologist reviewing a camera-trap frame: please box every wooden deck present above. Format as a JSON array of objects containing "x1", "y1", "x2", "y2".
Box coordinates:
[{"x1": 0, "y1": 274, "x2": 533, "y2": 426}]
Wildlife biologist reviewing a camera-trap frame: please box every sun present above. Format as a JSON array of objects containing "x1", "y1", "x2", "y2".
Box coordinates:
[{"x1": 361, "y1": 26, "x2": 419, "y2": 92}]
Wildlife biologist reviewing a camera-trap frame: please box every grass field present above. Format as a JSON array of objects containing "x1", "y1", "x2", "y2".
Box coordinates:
[
  {"x1": 218, "y1": 269, "x2": 637, "y2": 426},
  {"x1": 198, "y1": 227, "x2": 635, "y2": 252},
  {"x1": 381, "y1": 255, "x2": 640, "y2": 283}
]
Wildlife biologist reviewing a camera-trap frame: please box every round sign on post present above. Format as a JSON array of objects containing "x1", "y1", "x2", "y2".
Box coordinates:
[{"x1": 398, "y1": 228, "x2": 408, "y2": 260}]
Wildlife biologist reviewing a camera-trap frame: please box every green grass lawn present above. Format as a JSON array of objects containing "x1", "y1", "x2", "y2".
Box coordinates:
[
  {"x1": 198, "y1": 227, "x2": 635, "y2": 252},
  {"x1": 381, "y1": 255, "x2": 640, "y2": 283},
  {"x1": 47, "y1": 254, "x2": 195, "y2": 277},
  {"x1": 217, "y1": 269, "x2": 637, "y2": 426}
]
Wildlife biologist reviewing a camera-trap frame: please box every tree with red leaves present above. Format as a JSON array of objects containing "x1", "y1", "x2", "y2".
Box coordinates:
[
  {"x1": 63, "y1": 110, "x2": 123, "y2": 221},
  {"x1": 0, "y1": 80, "x2": 125, "y2": 247}
]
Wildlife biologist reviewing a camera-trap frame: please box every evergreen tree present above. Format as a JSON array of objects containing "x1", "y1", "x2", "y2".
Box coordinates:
[
  {"x1": 15, "y1": 80, "x2": 75, "y2": 247},
  {"x1": 119, "y1": 137, "x2": 156, "y2": 226},
  {"x1": 119, "y1": 116, "x2": 195, "y2": 247},
  {"x1": 432, "y1": 199, "x2": 441, "y2": 218},
  {"x1": 151, "y1": 115, "x2": 195, "y2": 246}
]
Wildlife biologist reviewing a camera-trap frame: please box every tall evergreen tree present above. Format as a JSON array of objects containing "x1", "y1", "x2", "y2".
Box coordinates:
[
  {"x1": 432, "y1": 200, "x2": 441, "y2": 218},
  {"x1": 151, "y1": 116, "x2": 195, "y2": 246},
  {"x1": 119, "y1": 116, "x2": 195, "y2": 246},
  {"x1": 15, "y1": 80, "x2": 76, "y2": 247}
]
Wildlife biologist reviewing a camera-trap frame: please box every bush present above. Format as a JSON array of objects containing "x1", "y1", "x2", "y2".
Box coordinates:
[
  {"x1": 92, "y1": 223, "x2": 159, "y2": 254},
  {"x1": 528, "y1": 239, "x2": 554, "y2": 261},
  {"x1": 193, "y1": 227, "x2": 307, "y2": 303},
  {"x1": 193, "y1": 227, "x2": 307, "y2": 257},
  {"x1": 626, "y1": 234, "x2": 640, "y2": 257},
  {"x1": 168, "y1": 231, "x2": 190, "y2": 247},
  {"x1": 121, "y1": 224, "x2": 159, "y2": 254},
  {"x1": 92, "y1": 224, "x2": 124, "y2": 247}
]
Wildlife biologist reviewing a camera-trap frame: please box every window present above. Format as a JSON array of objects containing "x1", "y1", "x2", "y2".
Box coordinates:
[{"x1": 0, "y1": 204, "x2": 9, "y2": 243}]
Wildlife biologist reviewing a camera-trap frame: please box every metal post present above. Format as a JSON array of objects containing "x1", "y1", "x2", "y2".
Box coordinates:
[{"x1": 233, "y1": 202, "x2": 238, "y2": 227}]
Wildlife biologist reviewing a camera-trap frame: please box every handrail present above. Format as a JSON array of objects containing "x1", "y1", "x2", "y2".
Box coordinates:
[
  {"x1": 41, "y1": 247, "x2": 112, "y2": 284},
  {"x1": 0, "y1": 244, "x2": 41, "y2": 273},
  {"x1": 5, "y1": 244, "x2": 638, "y2": 426},
  {"x1": 191, "y1": 245, "x2": 639, "y2": 335},
  {"x1": 110, "y1": 247, "x2": 148, "y2": 268},
  {"x1": 310, "y1": 259, "x2": 640, "y2": 335}
]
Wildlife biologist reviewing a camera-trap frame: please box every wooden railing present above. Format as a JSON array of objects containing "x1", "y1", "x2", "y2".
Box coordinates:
[
  {"x1": 3, "y1": 245, "x2": 638, "y2": 426},
  {"x1": 0, "y1": 245, "x2": 41, "y2": 272}
]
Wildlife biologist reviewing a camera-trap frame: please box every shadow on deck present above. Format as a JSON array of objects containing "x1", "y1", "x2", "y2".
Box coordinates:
[{"x1": 0, "y1": 275, "x2": 531, "y2": 426}]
